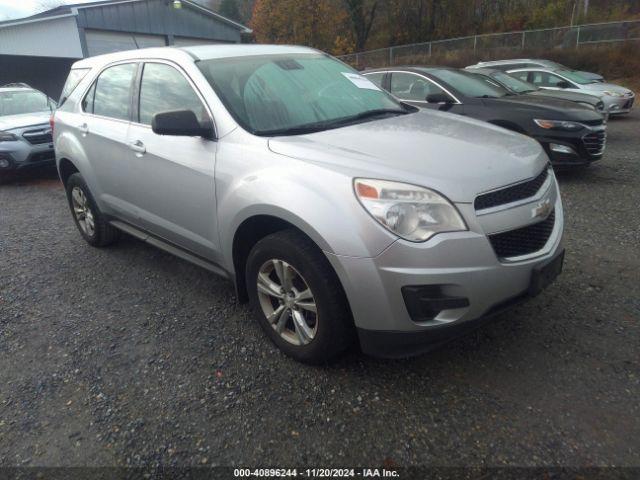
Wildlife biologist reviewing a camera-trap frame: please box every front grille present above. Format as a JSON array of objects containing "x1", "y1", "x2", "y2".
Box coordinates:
[
  {"x1": 489, "y1": 211, "x2": 555, "y2": 259},
  {"x1": 583, "y1": 130, "x2": 606, "y2": 156},
  {"x1": 474, "y1": 168, "x2": 549, "y2": 211},
  {"x1": 582, "y1": 119, "x2": 604, "y2": 127},
  {"x1": 22, "y1": 129, "x2": 52, "y2": 145}
]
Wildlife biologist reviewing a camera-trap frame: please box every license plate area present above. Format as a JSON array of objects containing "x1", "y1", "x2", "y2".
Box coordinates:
[{"x1": 529, "y1": 250, "x2": 564, "y2": 297}]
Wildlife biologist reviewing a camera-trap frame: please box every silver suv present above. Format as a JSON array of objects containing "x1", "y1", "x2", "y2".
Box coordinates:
[
  {"x1": 54, "y1": 46, "x2": 565, "y2": 363},
  {"x1": 0, "y1": 84, "x2": 56, "y2": 173}
]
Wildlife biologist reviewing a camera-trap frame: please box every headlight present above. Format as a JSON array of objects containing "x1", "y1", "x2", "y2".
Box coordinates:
[
  {"x1": 354, "y1": 178, "x2": 467, "y2": 242},
  {"x1": 603, "y1": 91, "x2": 624, "y2": 97},
  {"x1": 0, "y1": 131, "x2": 18, "y2": 142},
  {"x1": 534, "y1": 119, "x2": 584, "y2": 131}
]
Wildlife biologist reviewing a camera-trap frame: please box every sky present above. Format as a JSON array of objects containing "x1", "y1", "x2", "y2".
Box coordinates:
[{"x1": 0, "y1": 0, "x2": 95, "y2": 21}]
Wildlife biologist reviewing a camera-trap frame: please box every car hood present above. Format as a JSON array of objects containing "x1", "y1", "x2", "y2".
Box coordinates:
[
  {"x1": 268, "y1": 110, "x2": 548, "y2": 204},
  {"x1": 485, "y1": 95, "x2": 603, "y2": 121},
  {"x1": 576, "y1": 71, "x2": 604, "y2": 82},
  {"x1": 528, "y1": 89, "x2": 603, "y2": 105},
  {"x1": 581, "y1": 82, "x2": 633, "y2": 95},
  {"x1": 0, "y1": 111, "x2": 51, "y2": 131}
]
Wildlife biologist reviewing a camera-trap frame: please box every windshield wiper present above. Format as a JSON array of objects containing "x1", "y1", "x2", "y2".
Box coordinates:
[
  {"x1": 477, "y1": 95, "x2": 500, "y2": 99},
  {"x1": 259, "y1": 108, "x2": 409, "y2": 137}
]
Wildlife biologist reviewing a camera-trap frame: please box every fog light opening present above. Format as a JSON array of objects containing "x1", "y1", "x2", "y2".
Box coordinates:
[{"x1": 550, "y1": 143, "x2": 577, "y2": 155}]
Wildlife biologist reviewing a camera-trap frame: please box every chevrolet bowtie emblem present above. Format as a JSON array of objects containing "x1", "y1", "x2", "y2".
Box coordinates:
[{"x1": 532, "y1": 199, "x2": 553, "y2": 220}]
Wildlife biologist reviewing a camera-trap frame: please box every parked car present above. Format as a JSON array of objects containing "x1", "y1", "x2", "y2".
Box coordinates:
[
  {"x1": 468, "y1": 59, "x2": 604, "y2": 83},
  {"x1": 54, "y1": 46, "x2": 564, "y2": 363},
  {"x1": 0, "y1": 84, "x2": 57, "y2": 173},
  {"x1": 466, "y1": 67, "x2": 607, "y2": 115},
  {"x1": 507, "y1": 68, "x2": 635, "y2": 115},
  {"x1": 364, "y1": 67, "x2": 606, "y2": 167}
]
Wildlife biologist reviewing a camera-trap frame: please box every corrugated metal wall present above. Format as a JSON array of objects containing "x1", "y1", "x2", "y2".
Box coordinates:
[
  {"x1": 77, "y1": 0, "x2": 242, "y2": 44},
  {"x1": 0, "y1": 17, "x2": 83, "y2": 59}
]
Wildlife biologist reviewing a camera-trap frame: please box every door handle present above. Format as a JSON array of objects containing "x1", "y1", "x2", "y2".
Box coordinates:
[
  {"x1": 78, "y1": 123, "x2": 89, "y2": 135},
  {"x1": 129, "y1": 140, "x2": 146, "y2": 155}
]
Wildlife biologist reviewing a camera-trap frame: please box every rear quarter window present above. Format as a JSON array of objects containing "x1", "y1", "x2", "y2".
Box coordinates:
[{"x1": 59, "y1": 68, "x2": 91, "y2": 105}]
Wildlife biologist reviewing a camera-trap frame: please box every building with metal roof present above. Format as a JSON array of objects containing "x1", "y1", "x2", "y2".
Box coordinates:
[{"x1": 0, "y1": 0, "x2": 251, "y2": 98}]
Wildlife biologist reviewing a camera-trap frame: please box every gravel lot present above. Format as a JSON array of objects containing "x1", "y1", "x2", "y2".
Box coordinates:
[{"x1": 1, "y1": 111, "x2": 639, "y2": 469}]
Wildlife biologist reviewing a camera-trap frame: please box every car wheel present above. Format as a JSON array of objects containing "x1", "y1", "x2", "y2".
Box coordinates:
[
  {"x1": 65, "y1": 173, "x2": 119, "y2": 247},
  {"x1": 246, "y1": 229, "x2": 354, "y2": 364}
]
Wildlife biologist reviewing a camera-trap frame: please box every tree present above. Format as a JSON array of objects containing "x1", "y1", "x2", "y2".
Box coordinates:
[
  {"x1": 219, "y1": 0, "x2": 241, "y2": 21},
  {"x1": 342, "y1": 0, "x2": 378, "y2": 50}
]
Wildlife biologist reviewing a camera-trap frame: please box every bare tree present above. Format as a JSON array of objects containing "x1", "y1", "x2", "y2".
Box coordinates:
[{"x1": 342, "y1": 0, "x2": 379, "y2": 51}]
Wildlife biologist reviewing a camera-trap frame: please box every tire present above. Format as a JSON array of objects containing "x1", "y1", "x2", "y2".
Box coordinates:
[
  {"x1": 246, "y1": 229, "x2": 354, "y2": 364},
  {"x1": 65, "y1": 173, "x2": 119, "y2": 247}
]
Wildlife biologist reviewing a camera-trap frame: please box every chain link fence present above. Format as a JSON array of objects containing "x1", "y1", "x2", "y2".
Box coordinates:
[{"x1": 339, "y1": 20, "x2": 640, "y2": 70}]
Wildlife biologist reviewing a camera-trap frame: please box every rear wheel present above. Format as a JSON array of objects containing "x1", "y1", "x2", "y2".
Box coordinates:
[
  {"x1": 65, "y1": 173, "x2": 119, "y2": 247},
  {"x1": 246, "y1": 229, "x2": 354, "y2": 364}
]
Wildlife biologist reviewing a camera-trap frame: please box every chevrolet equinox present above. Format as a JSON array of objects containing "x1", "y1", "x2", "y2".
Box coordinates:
[{"x1": 53, "y1": 45, "x2": 565, "y2": 363}]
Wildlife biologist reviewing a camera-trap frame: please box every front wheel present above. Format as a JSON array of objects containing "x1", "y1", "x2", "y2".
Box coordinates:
[{"x1": 246, "y1": 229, "x2": 354, "y2": 364}]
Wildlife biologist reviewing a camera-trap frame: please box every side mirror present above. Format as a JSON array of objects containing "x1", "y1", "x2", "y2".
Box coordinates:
[
  {"x1": 556, "y1": 81, "x2": 572, "y2": 89},
  {"x1": 152, "y1": 110, "x2": 215, "y2": 139},
  {"x1": 426, "y1": 93, "x2": 453, "y2": 104}
]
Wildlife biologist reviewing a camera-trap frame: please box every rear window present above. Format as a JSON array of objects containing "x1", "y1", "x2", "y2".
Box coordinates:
[{"x1": 59, "y1": 68, "x2": 90, "y2": 105}]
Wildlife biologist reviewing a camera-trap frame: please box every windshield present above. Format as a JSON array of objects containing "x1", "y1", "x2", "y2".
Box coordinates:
[
  {"x1": 490, "y1": 71, "x2": 538, "y2": 93},
  {"x1": 197, "y1": 53, "x2": 407, "y2": 136},
  {"x1": 428, "y1": 69, "x2": 509, "y2": 98},
  {"x1": 556, "y1": 69, "x2": 593, "y2": 85},
  {"x1": 0, "y1": 90, "x2": 53, "y2": 117}
]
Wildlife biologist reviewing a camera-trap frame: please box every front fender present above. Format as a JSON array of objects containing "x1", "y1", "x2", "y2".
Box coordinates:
[{"x1": 216, "y1": 152, "x2": 397, "y2": 273}]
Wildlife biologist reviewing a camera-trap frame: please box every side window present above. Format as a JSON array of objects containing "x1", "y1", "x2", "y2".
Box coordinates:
[
  {"x1": 138, "y1": 63, "x2": 208, "y2": 126},
  {"x1": 390, "y1": 73, "x2": 447, "y2": 102},
  {"x1": 365, "y1": 72, "x2": 385, "y2": 89},
  {"x1": 82, "y1": 82, "x2": 96, "y2": 113},
  {"x1": 530, "y1": 71, "x2": 567, "y2": 88},
  {"x1": 90, "y1": 63, "x2": 137, "y2": 121},
  {"x1": 510, "y1": 71, "x2": 530, "y2": 82}
]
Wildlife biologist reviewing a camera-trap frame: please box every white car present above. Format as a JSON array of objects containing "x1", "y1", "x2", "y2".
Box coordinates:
[{"x1": 508, "y1": 68, "x2": 634, "y2": 115}]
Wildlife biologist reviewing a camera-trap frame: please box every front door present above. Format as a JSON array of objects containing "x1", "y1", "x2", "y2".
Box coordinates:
[{"x1": 126, "y1": 61, "x2": 220, "y2": 261}]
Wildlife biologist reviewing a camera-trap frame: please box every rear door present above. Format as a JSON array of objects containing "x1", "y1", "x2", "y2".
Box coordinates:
[
  {"x1": 78, "y1": 62, "x2": 140, "y2": 223},
  {"x1": 126, "y1": 61, "x2": 220, "y2": 260}
]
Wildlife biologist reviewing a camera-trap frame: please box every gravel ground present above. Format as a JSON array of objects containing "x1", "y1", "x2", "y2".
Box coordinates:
[{"x1": 0, "y1": 111, "x2": 639, "y2": 469}]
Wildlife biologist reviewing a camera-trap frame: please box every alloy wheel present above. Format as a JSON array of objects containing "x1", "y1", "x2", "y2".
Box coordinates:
[
  {"x1": 71, "y1": 186, "x2": 95, "y2": 237},
  {"x1": 256, "y1": 259, "x2": 318, "y2": 346}
]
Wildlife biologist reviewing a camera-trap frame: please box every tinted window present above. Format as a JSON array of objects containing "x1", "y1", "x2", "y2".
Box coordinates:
[
  {"x1": 197, "y1": 53, "x2": 404, "y2": 136},
  {"x1": 490, "y1": 71, "x2": 538, "y2": 93},
  {"x1": 91, "y1": 63, "x2": 137, "y2": 121},
  {"x1": 390, "y1": 73, "x2": 447, "y2": 101},
  {"x1": 365, "y1": 72, "x2": 385, "y2": 88},
  {"x1": 138, "y1": 63, "x2": 208, "y2": 126}
]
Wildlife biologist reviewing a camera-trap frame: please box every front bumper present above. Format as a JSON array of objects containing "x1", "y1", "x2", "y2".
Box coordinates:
[
  {"x1": 604, "y1": 94, "x2": 634, "y2": 115},
  {"x1": 0, "y1": 142, "x2": 55, "y2": 171},
  {"x1": 359, "y1": 248, "x2": 564, "y2": 358},
  {"x1": 534, "y1": 127, "x2": 606, "y2": 167},
  {"x1": 326, "y1": 174, "x2": 564, "y2": 358}
]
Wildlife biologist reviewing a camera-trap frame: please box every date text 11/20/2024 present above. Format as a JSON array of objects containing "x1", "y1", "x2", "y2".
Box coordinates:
[{"x1": 233, "y1": 468, "x2": 400, "y2": 478}]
